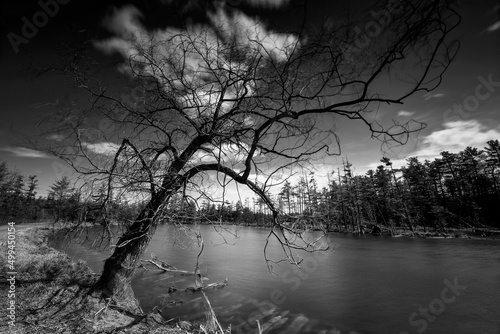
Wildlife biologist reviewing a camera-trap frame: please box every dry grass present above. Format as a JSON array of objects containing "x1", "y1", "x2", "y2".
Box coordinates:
[
  {"x1": 0, "y1": 226, "x2": 237, "y2": 334},
  {"x1": 0, "y1": 227, "x2": 190, "y2": 333}
]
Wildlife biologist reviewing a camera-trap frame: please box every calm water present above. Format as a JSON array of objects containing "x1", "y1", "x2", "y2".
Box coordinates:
[{"x1": 52, "y1": 225, "x2": 500, "y2": 334}]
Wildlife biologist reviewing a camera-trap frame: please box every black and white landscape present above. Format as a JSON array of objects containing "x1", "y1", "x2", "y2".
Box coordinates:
[{"x1": 1, "y1": 1, "x2": 499, "y2": 333}]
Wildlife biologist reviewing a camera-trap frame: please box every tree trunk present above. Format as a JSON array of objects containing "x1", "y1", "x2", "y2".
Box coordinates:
[{"x1": 94, "y1": 191, "x2": 170, "y2": 309}]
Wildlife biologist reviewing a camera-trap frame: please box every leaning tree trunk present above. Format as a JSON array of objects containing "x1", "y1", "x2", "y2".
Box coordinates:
[{"x1": 94, "y1": 190, "x2": 171, "y2": 309}]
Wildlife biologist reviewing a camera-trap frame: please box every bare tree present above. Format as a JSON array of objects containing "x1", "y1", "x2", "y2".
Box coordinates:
[{"x1": 36, "y1": 0, "x2": 460, "y2": 304}]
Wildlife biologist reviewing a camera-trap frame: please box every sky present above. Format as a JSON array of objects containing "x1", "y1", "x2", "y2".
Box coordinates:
[{"x1": 0, "y1": 0, "x2": 499, "y2": 201}]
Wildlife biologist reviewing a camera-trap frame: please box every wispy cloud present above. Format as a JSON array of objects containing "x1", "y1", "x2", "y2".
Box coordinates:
[
  {"x1": 96, "y1": 5, "x2": 299, "y2": 63},
  {"x1": 397, "y1": 110, "x2": 414, "y2": 117},
  {"x1": 485, "y1": 21, "x2": 500, "y2": 33},
  {"x1": 94, "y1": 4, "x2": 299, "y2": 123},
  {"x1": 367, "y1": 120, "x2": 500, "y2": 170},
  {"x1": 0, "y1": 147, "x2": 50, "y2": 158},
  {"x1": 423, "y1": 92, "x2": 445, "y2": 100},
  {"x1": 160, "y1": 0, "x2": 288, "y2": 11},
  {"x1": 245, "y1": 0, "x2": 289, "y2": 8},
  {"x1": 415, "y1": 120, "x2": 500, "y2": 157},
  {"x1": 208, "y1": 8, "x2": 298, "y2": 62},
  {"x1": 83, "y1": 142, "x2": 121, "y2": 156}
]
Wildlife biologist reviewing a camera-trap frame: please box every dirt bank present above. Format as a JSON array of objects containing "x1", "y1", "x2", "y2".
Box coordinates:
[{"x1": 0, "y1": 226, "x2": 194, "y2": 334}]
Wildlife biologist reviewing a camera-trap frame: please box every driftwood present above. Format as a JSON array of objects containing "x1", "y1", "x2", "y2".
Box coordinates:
[
  {"x1": 140, "y1": 253, "x2": 196, "y2": 275},
  {"x1": 166, "y1": 278, "x2": 228, "y2": 294},
  {"x1": 140, "y1": 259, "x2": 196, "y2": 275},
  {"x1": 141, "y1": 253, "x2": 228, "y2": 297},
  {"x1": 184, "y1": 278, "x2": 228, "y2": 292}
]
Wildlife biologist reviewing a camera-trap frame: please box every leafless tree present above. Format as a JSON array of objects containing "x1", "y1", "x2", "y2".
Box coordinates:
[{"x1": 36, "y1": 0, "x2": 460, "y2": 305}]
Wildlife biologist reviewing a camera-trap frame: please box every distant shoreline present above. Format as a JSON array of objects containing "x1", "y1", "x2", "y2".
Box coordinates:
[
  {"x1": 325, "y1": 225, "x2": 500, "y2": 240},
  {"x1": 3, "y1": 220, "x2": 499, "y2": 241}
]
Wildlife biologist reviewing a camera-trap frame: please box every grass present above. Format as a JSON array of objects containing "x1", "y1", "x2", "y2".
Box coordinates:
[{"x1": 0, "y1": 227, "x2": 230, "y2": 334}]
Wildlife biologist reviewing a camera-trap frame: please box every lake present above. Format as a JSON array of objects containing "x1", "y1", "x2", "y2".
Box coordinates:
[{"x1": 51, "y1": 224, "x2": 500, "y2": 334}]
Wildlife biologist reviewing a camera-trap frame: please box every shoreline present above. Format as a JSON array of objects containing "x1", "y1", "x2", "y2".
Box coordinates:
[
  {"x1": 327, "y1": 225, "x2": 500, "y2": 240},
  {"x1": 172, "y1": 221, "x2": 500, "y2": 240},
  {"x1": 33, "y1": 219, "x2": 500, "y2": 241},
  {"x1": 0, "y1": 225, "x2": 195, "y2": 333}
]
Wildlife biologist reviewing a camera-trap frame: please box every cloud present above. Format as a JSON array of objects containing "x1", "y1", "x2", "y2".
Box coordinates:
[
  {"x1": 160, "y1": 0, "x2": 288, "y2": 10},
  {"x1": 238, "y1": 0, "x2": 289, "y2": 9},
  {"x1": 95, "y1": 6, "x2": 149, "y2": 60},
  {"x1": 485, "y1": 21, "x2": 500, "y2": 33},
  {"x1": 94, "y1": 5, "x2": 299, "y2": 123},
  {"x1": 104, "y1": 5, "x2": 144, "y2": 38},
  {"x1": 0, "y1": 147, "x2": 50, "y2": 158},
  {"x1": 209, "y1": 9, "x2": 298, "y2": 62},
  {"x1": 416, "y1": 120, "x2": 500, "y2": 157},
  {"x1": 368, "y1": 120, "x2": 500, "y2": 170},
  {"x1": 96, "y1": 5, "x2": 299, "y2": 64},
  {"x1": 397, "y1": 110, "x2": 414, "y2": 117},
  {"x1": 423, "y1": 92, "x2": 444, "y2": 100},
  {"x1": 83, "y1": 142, "x2": 121, "y2": 156}
]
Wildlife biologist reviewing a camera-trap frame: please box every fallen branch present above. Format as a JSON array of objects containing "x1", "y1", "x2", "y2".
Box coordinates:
[
  {"x1": 140, "y1": 259, "x2": 195, "y2": 275},
  {"x1": 151, "y1": 253, "x2": 177, "y2": 269},
  {"x1": 204, "y1": 279, "x2": 228, "y2": 290},
  {"x1": 185, "y1": 278, "x2": 228, "y2": 293}
]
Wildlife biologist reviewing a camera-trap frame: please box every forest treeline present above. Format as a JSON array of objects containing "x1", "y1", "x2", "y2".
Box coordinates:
[
  {"x1": 0, "y1": 163, "x2": 142, "y2": 225},
  {"x1": 197, "y1": 140, "x2": 500, "y2": 232},
  {"x1": 273, "y1": 140, "x2": 500, "y2": 232},
  {"x1": 1, "y1": 140, "x2": 499, "y2": 231}
]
